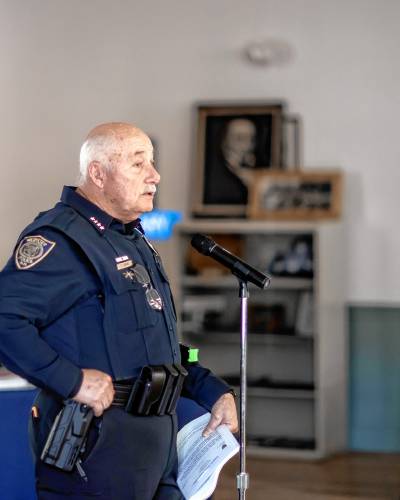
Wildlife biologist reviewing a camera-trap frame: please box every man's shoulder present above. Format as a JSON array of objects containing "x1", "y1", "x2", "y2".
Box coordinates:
[
  {"x1": 8, "y1": 204, "x2": 93, "y2": 273},
  {"x1": 20, "y1": 203, "x2": 78, "y2": 240},
  {"x1": 11, "y1": 205, "x2": 81, "y2": 271}
]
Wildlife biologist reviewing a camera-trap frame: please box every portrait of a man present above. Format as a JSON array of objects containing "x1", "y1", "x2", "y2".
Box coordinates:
[{"x1": 194, "y1": 104, "x2": 283, "y2": 216}]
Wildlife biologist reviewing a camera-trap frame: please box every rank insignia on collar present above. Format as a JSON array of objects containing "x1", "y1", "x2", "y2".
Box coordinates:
[
  {"x1": 89, "y1": 216, "x2": 105, "y2": 231},
  {"x1": 15, "y1": 235, "x2": 56, "y2": 270}
]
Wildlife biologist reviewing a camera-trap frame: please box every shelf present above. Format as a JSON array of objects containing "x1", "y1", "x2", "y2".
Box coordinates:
[
  {"x1": 178, "y1": 219, "x2": 319, "y2": 234},
  {"x1": 177, "y1": 219, "x2": 346, "y2": 459},
  {"x1": 247, "y1": 446, "x2": 321, "y2": 460},
  {"x1": 184, "y1": 332, "x2": 314, "y2": 346},
  {"x1": 182, "y1": 275, "x2": 313, "y2": 290},
  {"x1": 239, "y1": 386, "x2": 315, "y2": 400}
]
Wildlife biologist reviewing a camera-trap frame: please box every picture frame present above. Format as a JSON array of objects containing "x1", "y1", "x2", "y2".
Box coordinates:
[
  {"x1": 248, "y1": 170, "x2": 343, "y2": 220},
  {"x1": 282, "y1": 115, "x2": 302, "y2": 170},
  {"x1": 192, "y1": 102, "x2": 285, "y2": 217}
]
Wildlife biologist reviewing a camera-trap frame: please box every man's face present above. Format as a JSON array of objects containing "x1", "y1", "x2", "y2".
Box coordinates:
[
  {"x1": 224, "y1": 119, "x2": 256, "y2": 155},
  {"x1": 101, "y1": 132, "x2": 160, "y2": 222}
]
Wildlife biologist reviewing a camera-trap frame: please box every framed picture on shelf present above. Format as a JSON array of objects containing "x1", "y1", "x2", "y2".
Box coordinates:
[
  {"x1": 248, "y1": 170, "x2": 343, "y2": 220},
  {"x1": 192, "y1": 102, "x2": 285, "y2": 217}
]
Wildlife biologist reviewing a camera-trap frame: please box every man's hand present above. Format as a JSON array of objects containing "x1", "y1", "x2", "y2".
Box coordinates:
[
  {"x1": 202, "y1": 392, "x2": 238, "y2": 437},
  {"x1": 72, "y1": 368, "x2": 114, "y2": 417}
]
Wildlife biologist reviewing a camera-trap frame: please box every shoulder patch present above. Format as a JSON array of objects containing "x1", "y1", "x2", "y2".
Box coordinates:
[{"x1": 15, "y1": 235, "x2": 56, "y2": 270}]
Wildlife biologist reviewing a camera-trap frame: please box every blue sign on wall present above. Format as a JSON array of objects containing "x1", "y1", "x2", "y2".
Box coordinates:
[{"x1": 140, "y1": 210, "x2": 182, "y2": 241}]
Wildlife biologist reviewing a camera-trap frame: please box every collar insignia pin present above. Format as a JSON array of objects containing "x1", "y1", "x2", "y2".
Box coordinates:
[
  {"x1": 89, "y1": 216, "x2": 105, "y2": 231},
  {"x1": 123, "y1": 270, "x2": 135, "y2": 280}
]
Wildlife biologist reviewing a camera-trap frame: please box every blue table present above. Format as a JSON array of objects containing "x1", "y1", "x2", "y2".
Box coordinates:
[
  {"x1": 0, "y1": 390, "x2": 207, "y2": 500},
  {"x1": 0, "y1": 388, "x2": 37, "y2": 500}
]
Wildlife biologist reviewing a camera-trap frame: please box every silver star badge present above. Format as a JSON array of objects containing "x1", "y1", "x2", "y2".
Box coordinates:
[{"x1": 123, "y1": 270, "x2": 135, "y2": 281}]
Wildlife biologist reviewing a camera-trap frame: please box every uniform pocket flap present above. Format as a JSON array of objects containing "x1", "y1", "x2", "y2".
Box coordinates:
[{"x1": 109, "y1": 271, "x2": 142, "y2": 295}]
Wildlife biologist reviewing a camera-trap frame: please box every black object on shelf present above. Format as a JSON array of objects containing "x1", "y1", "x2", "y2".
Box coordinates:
[
  {"x1": 203, "y1": 310, "x2": 239, "y2": 332},
  {"x1": 248, "y1": 304, "x2": 288, "y2": 334},
  {"x1": 221, "y1": 375, "x2": 314, "y2": 391},
  {"x1": 202, "y1": 306, "x2": 294, "y2": 335},
  {"x1": 268, "y1": 235, "x2": 313, "y2": 278},
  {"x1": 252, "y1": 377, "x2": 314, "y2": 391},
  {"x1": 248, "y1": 435, "x2": 315, "y2": 450}
]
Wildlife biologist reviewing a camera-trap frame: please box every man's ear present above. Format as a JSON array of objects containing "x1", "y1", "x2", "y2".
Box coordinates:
[{"x1": 87, "y1": 161, "x2": 106, "y2": 189}]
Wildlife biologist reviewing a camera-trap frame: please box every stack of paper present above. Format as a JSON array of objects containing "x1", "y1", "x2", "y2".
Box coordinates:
[{"x1": 177, "y1": 412, "x2": 239, "y2": 500}]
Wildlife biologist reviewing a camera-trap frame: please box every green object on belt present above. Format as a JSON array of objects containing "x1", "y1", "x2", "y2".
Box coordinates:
[{"x1": 188, "y1": 348, "x2": 199, "y2": 363}]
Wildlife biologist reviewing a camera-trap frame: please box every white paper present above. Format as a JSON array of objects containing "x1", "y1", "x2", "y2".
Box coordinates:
[{"x1": 177, "y1": 412, "x2": 239, "y2": 500}]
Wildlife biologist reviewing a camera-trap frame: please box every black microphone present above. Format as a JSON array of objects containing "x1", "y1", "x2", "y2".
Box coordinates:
[{"x1": 191, "y1": 234, "x2": 271, "y2": 289}]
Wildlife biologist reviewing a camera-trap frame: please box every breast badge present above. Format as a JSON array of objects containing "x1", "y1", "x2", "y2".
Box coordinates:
[{"x1": 15, "y1": 235, "x2": 56, "y2": 270}]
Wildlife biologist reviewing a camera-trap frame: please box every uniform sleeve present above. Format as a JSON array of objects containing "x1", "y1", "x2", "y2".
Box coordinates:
[
  {"x1": 0, "y1": 228, "x2": 98, "y2": 398},
  {"x1": 182, "y1": 363, "x2": 232, "y2": 411}
]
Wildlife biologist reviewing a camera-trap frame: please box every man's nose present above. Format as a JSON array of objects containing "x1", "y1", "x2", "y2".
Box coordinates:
[
  {"x1": 152, "y1": 166, "x2": 161, "y2": 184},
  {"x1": 147, "y1": 163, "x2": 161, "y2": 184}
]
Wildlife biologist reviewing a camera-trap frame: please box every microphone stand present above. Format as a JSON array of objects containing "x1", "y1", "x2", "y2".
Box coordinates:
[
  {"x1": 236, "y1": 279, "x2": 249, "y2": 499},
  {"x1": 190, "y1": 233, "x2": 271, "y2": 498}
]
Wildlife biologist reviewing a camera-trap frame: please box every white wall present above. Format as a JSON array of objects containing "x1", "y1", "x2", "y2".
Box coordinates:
[{"x1": 1, "y1": 0, "x2": 399, "y2": 303}]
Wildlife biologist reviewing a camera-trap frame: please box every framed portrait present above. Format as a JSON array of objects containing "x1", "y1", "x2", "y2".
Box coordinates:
[
  {"x1": 248, "y1": 170, "x2": 343, "y2": 220},
  {"x1": 192, "y1": 102, "x2": 284, "y2": 217},
  {"x1": 282, "y1": 115, "x2": 302, "y2": 170}
]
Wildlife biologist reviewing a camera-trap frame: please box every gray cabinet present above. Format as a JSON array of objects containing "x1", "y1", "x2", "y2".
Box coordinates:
[{"x1": 174, "y1": 219, "x2": 346, "y2": 458}]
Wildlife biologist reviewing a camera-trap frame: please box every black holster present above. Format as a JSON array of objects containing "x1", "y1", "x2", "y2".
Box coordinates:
[{"x1": 40, "y1": 400, "x2": 93, "y2": 472}]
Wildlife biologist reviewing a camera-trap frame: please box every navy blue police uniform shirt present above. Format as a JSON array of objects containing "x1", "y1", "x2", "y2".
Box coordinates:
[{"x1": 0, "y1": 186, "x2": 229, "y2": 408}]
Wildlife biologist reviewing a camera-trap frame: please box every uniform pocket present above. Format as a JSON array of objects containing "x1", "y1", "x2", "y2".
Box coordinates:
[{"x1": 108, "y1": 272, "x2": 160, "y2": 333}]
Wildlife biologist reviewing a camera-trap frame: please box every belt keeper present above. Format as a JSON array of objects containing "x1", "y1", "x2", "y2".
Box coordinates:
[
  {"x1": 166, "y1": 364, "x2": 188, "y2": 414},
  {"x1": 125, "y1": 379, "x2": 140, "y2": 414},
  {"x1": 155, "y1": 365, "x2": 179, "y2": 416}
]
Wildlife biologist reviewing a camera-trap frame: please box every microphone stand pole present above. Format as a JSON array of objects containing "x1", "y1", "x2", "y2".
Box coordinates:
[{"x1": 236, "y1": 279, "x2": 249, "y2": 500}]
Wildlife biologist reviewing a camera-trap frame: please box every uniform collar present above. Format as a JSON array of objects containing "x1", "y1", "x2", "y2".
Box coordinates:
[{"x1": 60, "y1": 186, "x2": 143, "y2": 236}]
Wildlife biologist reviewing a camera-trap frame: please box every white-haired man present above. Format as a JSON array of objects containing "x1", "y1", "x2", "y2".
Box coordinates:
[{"x1": 0, "y1": 122, "x2": 237, "y2": 499}]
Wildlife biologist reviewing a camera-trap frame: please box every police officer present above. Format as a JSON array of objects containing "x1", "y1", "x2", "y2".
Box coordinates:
[{"x1": 0, "y1": 122, "x2": 238, "y2": 499}]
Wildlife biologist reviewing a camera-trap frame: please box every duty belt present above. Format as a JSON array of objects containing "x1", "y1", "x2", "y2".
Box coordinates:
[{"x1": 112, "y1": 364, "x2": 188, "y2": 416}]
